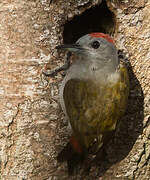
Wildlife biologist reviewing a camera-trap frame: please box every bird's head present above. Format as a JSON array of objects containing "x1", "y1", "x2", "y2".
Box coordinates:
[{"x1": 56, "y1": 33, "x2": 119, "y2": 71}]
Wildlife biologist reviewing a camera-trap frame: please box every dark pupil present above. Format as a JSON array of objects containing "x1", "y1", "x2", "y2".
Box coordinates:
[{"x1": 91, "y1": 41, "x2": 100, "y2": 49}]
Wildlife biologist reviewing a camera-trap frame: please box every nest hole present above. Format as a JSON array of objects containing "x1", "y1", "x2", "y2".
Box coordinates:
[{"x1": 63, "y1": 0, "x2": 116, "y2": 44}]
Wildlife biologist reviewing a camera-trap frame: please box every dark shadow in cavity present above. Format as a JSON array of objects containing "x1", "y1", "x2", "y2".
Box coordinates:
[{"x1": 63, "y1": 0, "x2": 116, "y2": 44}]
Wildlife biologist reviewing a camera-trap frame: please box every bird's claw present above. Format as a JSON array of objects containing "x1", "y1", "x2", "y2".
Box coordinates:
[{"x1": 43, "y1": 69, "x2": 58, "y2": 77}]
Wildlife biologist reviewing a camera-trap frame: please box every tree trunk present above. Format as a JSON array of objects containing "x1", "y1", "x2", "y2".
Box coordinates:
[{"x1": 0, "y1": 0, "x2": 149, "y2": 179}]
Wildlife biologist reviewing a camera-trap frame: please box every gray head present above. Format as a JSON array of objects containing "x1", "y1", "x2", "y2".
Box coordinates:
[{"x1": 56, "y1": 33, "x2": 119, "y2": 72}]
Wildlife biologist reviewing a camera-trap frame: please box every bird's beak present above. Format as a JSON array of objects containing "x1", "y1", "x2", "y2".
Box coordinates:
[{"x1": 56, "y1": 44, "x2": 84, "y2": 53}]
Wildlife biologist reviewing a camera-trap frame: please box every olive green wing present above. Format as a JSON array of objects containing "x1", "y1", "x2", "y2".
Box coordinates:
[{"x1": 63, "y1": 63, "x2": 129, "y2": 153}]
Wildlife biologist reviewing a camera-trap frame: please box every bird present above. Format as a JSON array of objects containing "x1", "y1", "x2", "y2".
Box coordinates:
[{"x1": 56, "y1": 33, "x2": 129, "y2": 173}]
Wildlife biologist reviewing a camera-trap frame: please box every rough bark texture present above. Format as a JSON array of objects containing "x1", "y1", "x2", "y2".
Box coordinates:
[{"x1": 0, "y1": 0, "x2": 149, "y2": 179}]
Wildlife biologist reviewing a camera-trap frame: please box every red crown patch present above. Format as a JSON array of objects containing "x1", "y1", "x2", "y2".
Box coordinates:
[{"x1": 89, "y1": 33, "x2": 115, "y2": 44}]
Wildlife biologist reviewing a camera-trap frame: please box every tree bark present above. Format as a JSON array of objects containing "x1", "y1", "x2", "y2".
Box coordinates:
[{"x1": 0, "y1": 0, "x2": 149, "y2": 179}]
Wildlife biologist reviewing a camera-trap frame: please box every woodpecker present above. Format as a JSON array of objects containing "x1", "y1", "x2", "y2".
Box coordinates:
[{"x1": 56, "y1": 33, "x2": 129, "y2": 157}]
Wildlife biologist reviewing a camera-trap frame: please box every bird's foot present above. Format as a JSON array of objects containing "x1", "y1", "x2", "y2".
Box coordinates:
[
  {"x1": 43, "y1": 63, "x2": 68, "y2": 77},
  {"x1": 43, "y1": 52, "x2": 71, "y2": 77}
]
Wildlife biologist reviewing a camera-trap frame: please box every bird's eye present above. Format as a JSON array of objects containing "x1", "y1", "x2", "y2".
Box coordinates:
[{"x1": 91, "y1": 41, "x2": 100, "y2": 49}]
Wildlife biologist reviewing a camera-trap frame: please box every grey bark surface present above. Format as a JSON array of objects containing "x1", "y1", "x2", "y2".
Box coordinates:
[{"x1": 0, "y1": 0, "x2": 149, "y2": 179}]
